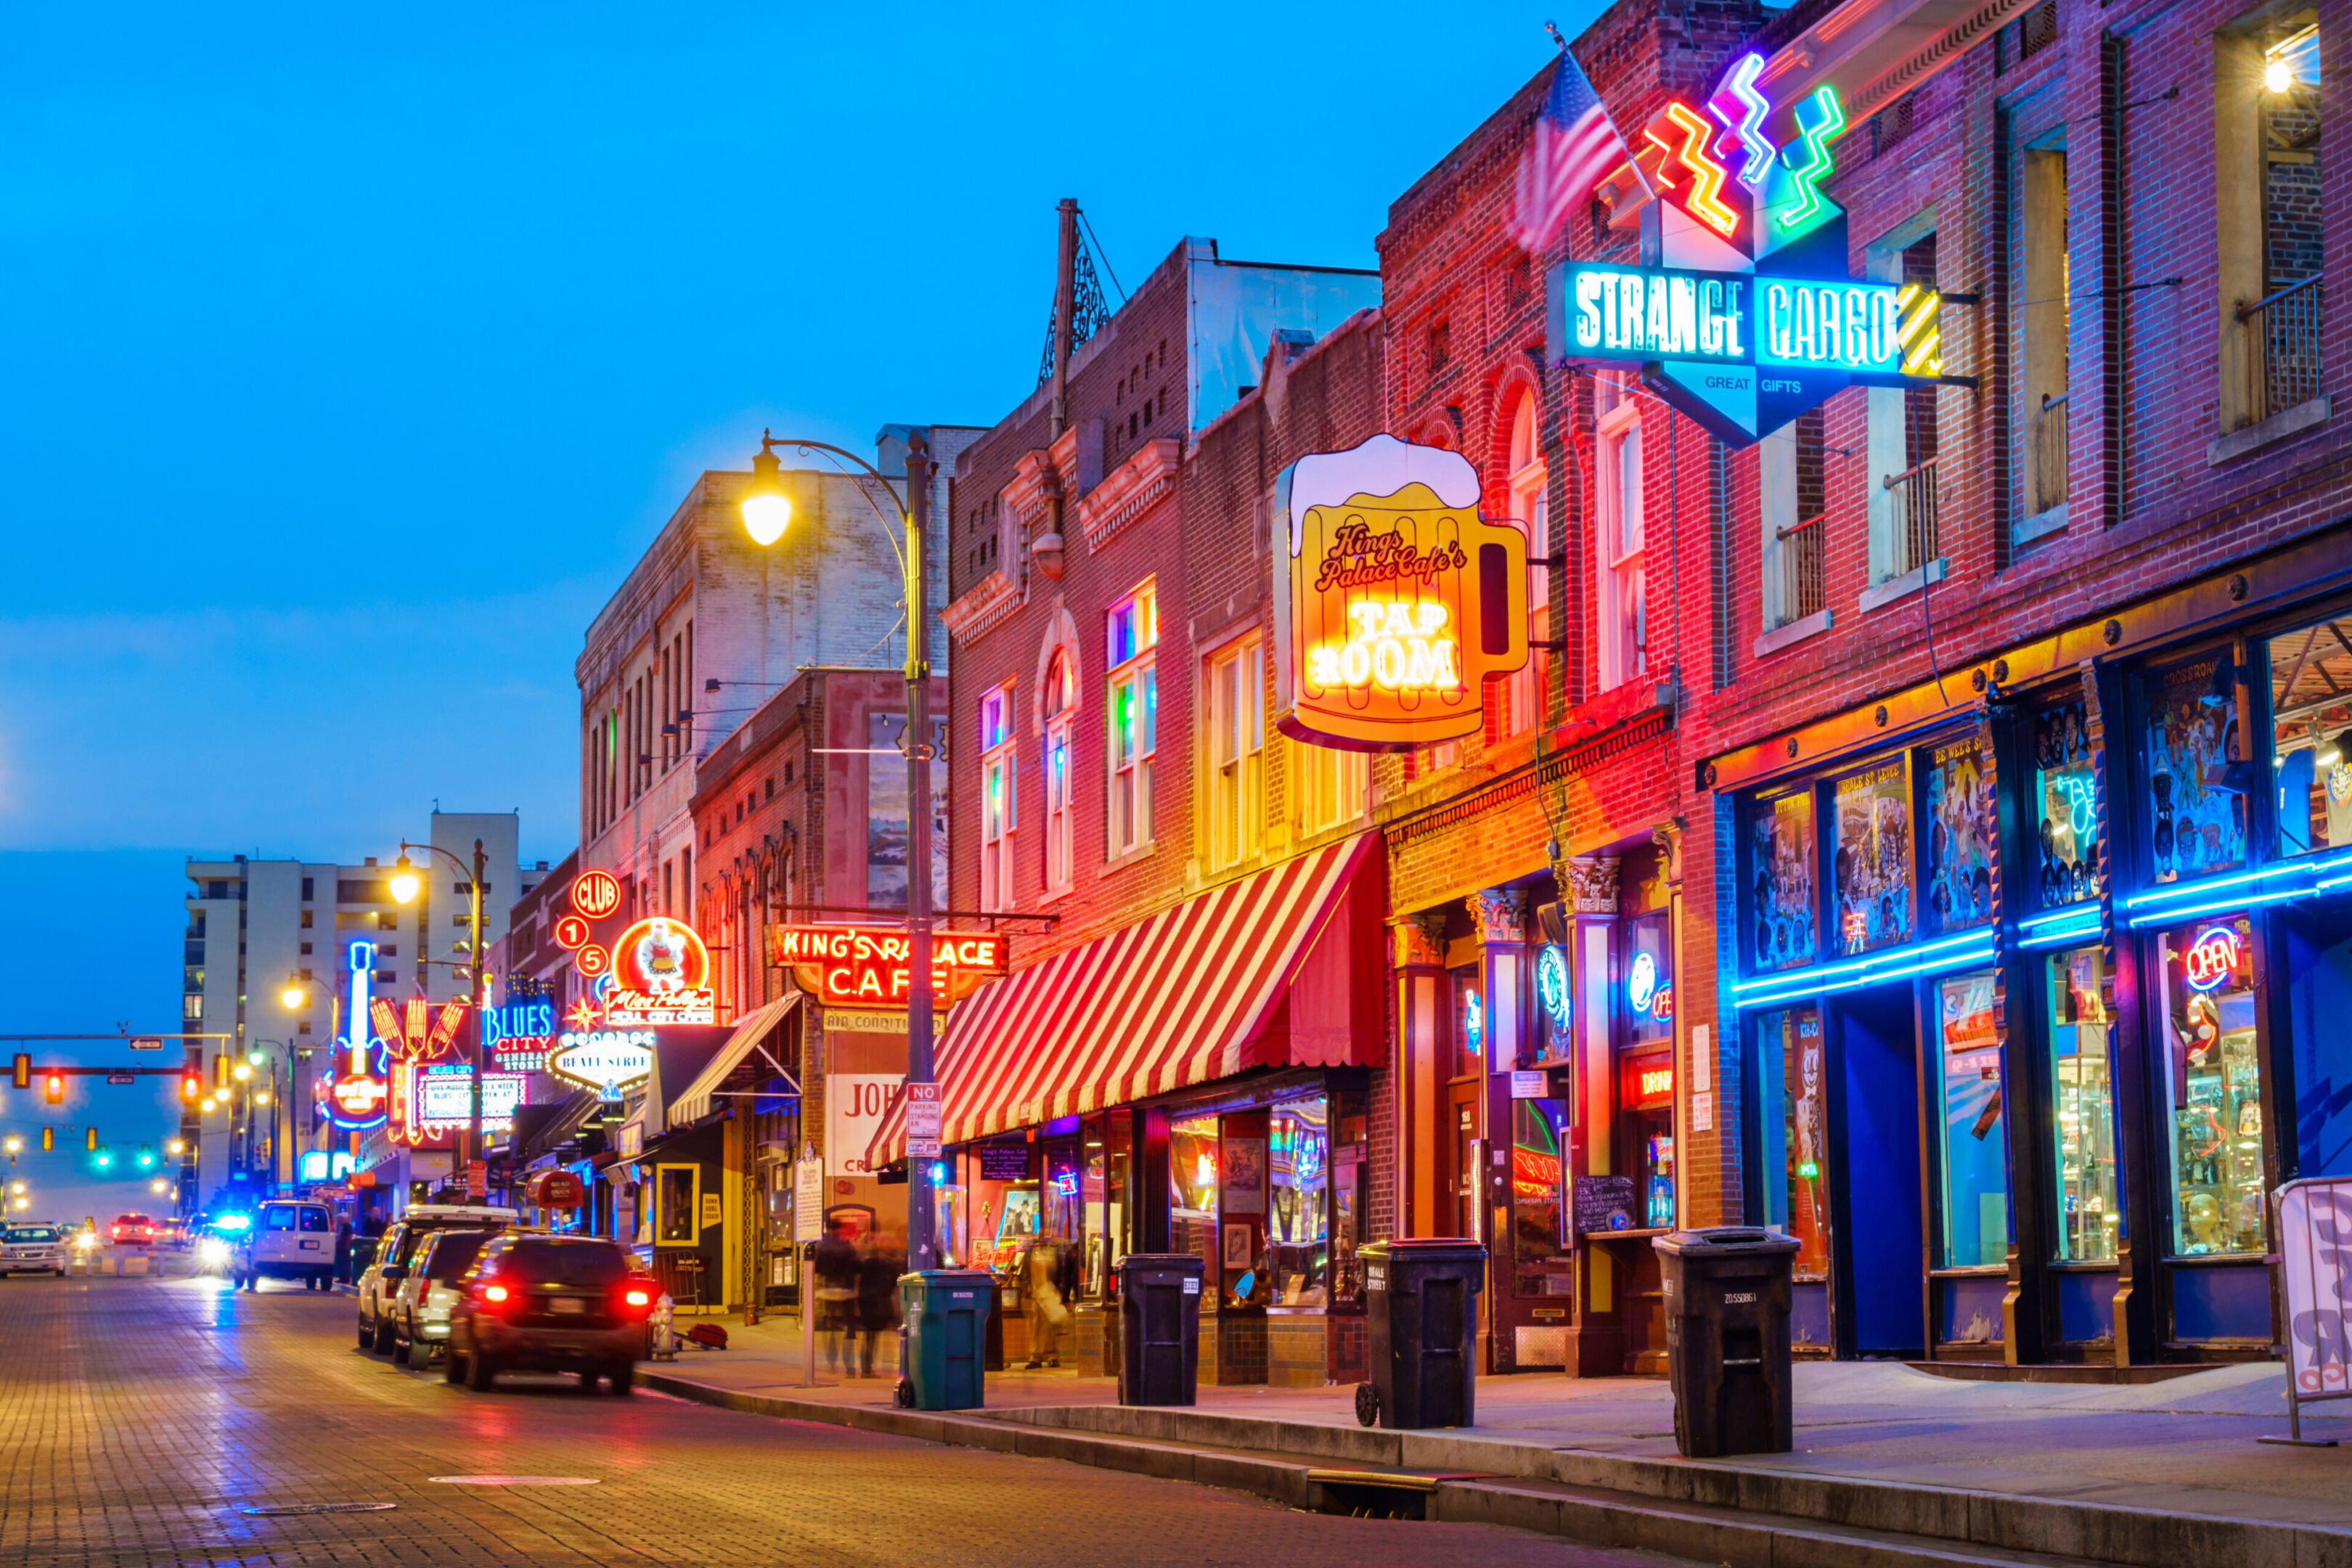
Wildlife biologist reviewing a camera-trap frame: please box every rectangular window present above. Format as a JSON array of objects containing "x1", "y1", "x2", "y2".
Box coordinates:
[
  {"x1": 2269, "y1": 614, "x2": 2352, "y2": 856},
  {"x1": 1206, "y1": 636, "x2": 1264, "y2": 870},
  {"x1": 2016, "y1": 146, "x2": 2068, "y2": 527},
  {"x1": 1268, "y1": 1098, "x2": 1331, "y2": 1306},
  {"x1": 1830, "y1": 759, "x2": 1913, "y2": 953},
  {"x1": 2147, "y1": 653, "x2": 2248, "y2": 883},
  {"x1": 1761, "y1": 413, "x2": 1827, "y2": 632},
  {"x1": 1749, "y1": 787, "x2": 1819, "y2": 972},
  {"x1": 1922, "y1": 734, "x2": 1997, "y2": 934},
  {"x1": 2034, "y1": 701, "x2": 2100, "y2": 903},
  {"x1": 1106, "y1": 584, "x2": 1159, "y2": 859},
  {"x1": 2155, "y1": 916, "x2": 2266, "y2": 1256},
  {"x1": 1757, "y1": 1005, "x2": 1829, "y2": 1278},
  {"x1": 1935, "y1": 970, "x2": 2009, "y2": 1267},
  {"x1": 1596, "y1": 382, "x2": 1644, "y2": 690},
  {"x1": 980, "y1": 685, "x2": 1017, "y2": 913},
  {"x1": 2049, "y1": 944, "x2": 2119, "y2": 1262},
  {"x1": 2218, "y1": 12, "x2": 2324, "y2": 430},
  {"x1": 656, "y1": 1164, "x2": 701, "y2": 1246},
  {"x1": 1298, "y1": 739, "x2": 1368, "y2": 836}
]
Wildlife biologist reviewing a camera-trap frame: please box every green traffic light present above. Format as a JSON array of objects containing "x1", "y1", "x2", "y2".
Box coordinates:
[{"x1": 95, "y1": 1153, "x2": 110, "y2": 1168}]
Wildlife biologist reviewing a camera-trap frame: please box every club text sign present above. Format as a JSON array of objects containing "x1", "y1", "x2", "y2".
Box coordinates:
[
  {"x1": 769, "y1": 926, "x2": 1009, "y2": 1008},
  {"x1": 1272, "y1": 434, "x2": 1529, "y2": 752}
]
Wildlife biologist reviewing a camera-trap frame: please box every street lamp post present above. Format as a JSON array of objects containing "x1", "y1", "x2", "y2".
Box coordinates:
[
  {"x1": 391, "y1": 840, "x2": 489, "y2": 1195},
  {"x1": 740, "y1": 430, "x2": 941, "y2": 1272}
]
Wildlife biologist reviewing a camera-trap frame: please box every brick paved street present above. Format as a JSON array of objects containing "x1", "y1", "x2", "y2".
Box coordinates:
[{"x1": 0, "y1": 1271, "x2": 1698, "y2": 1568}]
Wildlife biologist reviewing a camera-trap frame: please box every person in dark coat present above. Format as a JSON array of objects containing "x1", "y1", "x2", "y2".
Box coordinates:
[
  {"x1": 854, "y1": 1236, "x2": 904, "y2": 1378},
  {"x1": 812, "y1": 1220, "x2": 860, "y2": 1373}
]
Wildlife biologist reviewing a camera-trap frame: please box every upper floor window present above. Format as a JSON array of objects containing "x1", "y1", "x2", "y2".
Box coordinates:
[
  {"x1": 1106, "y1": 584, "x2": 1159, "y2": 859},
  {"x1": 1045, "y1": 652, "x2": 1076, "y2": 895},
  {"x1": 2219, "y1": 12, "x2": 2326, "y2": 433},
  {"x1": 1298, "y1": 740, "x2": 1367, "y2": 836},
  {"x1": 1595, "y1": 376, "x2": 1646, "y2": 690},
  {"x1": 980, "y1": 685, "x2": 1017, "y2": 912},
  {"x1": 1503, "y1": 393, "x2": 1549, "y2": 732},
  {"x1": 1206, "y1": 635, "x2": 1263, "y2": 870}
]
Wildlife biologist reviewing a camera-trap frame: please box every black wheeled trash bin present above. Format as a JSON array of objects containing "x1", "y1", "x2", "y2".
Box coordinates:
[
  {"x1": 1116, "y1": 1253, "x2": 1204, "y2": 1405},
  {"x1": 1652, "y1": 1227, "x2": 1800, "y2": 1458},
  {"x1": 1355, "y1": 1238, "x2": 1487, "y2": 1429},
  {"x1": 895, "y1": 1270, "x2": 995, "y2": 1411}
]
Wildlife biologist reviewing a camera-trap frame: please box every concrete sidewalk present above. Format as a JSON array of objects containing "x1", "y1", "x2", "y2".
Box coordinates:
[{"x1": 657, "y1": 1315, "x2": 2352, "y2": 1535}]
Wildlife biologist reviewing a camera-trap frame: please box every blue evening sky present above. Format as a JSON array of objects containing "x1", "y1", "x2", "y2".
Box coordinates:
[{"x1": 0, "y1": 1, "x2": 1585, "y2": 1095}]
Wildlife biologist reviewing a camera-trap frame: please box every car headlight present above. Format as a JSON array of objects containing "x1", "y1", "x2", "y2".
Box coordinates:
[{"x1": 198, "y1": 1239, "x2": 229, "y2": 1265}]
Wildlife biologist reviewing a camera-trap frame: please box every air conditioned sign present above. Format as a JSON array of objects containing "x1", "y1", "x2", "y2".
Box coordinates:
[{"x1": 1271, "y1": 434, "x2": 1530, "y2": 752}]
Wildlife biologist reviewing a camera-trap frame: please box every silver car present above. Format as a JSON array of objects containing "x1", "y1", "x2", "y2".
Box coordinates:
[
  {"x1": 0, "y1": 1224, "x2": 66, "y2": 1277},
  {"x1": 388, "y1": 1229, "x2": 499, "y2": 1367}
]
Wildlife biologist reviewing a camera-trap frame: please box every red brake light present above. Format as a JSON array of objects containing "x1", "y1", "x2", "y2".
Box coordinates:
[
  {"x1": 624, "y1": 1289, "x2": 650, "y2": 1307},
  {"x1": 483, "y1": 1283, "x2": 509, "y2": 1302}
]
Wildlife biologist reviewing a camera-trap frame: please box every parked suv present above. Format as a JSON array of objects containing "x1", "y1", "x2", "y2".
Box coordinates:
[
  {"x1": 357, "y1": 1204, "x2": 518, "y2": 1355},
  {"x1": 232, "y1": 1200, "x2": 335, "y2": 1291},
  {"x1": 109, "y1": 1214, "x2": 157, "y2": 1246},
  {"x1": 387, "y1": 1229, "x2": 499, "y2": 1368},
  {"x1": 446, "y1": 1234, "x2": 657, "y2": 1394}
]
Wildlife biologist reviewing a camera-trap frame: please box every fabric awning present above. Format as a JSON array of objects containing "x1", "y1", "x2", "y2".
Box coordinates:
[
  {"x1": 868, "y1": 831, "x2": 1379, "y2": 1166},
  {"x1": 666, "y1": 994, "x2": 799, "y2": 1130}
]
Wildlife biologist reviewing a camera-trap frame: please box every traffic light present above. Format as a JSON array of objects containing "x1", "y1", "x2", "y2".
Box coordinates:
[
  {"x1": 94, "y1": 1148, "x2": 110, "y2": 1169},
  {"x1": 181, "y1": 1071, "x2": 200, "y2": 1101},
  {"x1": 84, "y1": 1126, "x2": 97, "y2": 1152},
  {"x1": 44, "y1": 1074, "x2": 62, "y2": 1106},
  {"x1": 138, "y1": 1146, "x2": 154, "y2": 1169},
  {"x1": 213, "y1": 1055, "x2": 229, "y2": 1092},
  {"x1": 10, "y1": 1053, "x2": 26, "y2": 1090},
  {"x1": 39, "y1": 1128, "x2": 52, "y2": 1152}
]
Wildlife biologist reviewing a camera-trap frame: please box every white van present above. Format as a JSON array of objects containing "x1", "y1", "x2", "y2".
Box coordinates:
[{"x1": 233, "y1": 1200, "x2": 337, "y2": 1291}]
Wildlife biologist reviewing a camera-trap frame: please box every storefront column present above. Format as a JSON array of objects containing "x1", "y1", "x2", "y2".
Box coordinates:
[
  {"x1": 1394, "y1": 914, "x2": 1448, "y2": 1238},
  {"x1": 1564, "y1": 854, "x2": 1623, "y2": 1376},
  {"x1": 1471, "y1": 886, "x2": 1527, "y2": 1374},
  {"x1": 1988, "y1": 706, "x2": 2049, "y2": 1365}
]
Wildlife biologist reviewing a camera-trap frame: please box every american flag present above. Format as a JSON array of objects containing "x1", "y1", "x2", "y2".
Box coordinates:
[{"x1": 1508, "y1": 48, "x2": 1630, "y2": 256}]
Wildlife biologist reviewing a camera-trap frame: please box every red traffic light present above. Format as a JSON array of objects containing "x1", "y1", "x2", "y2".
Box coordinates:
[
  {"x1": 181, "y1": 1073, "x2": 200, "y2": 1101},
  {"x1": 44, "y1": 1074, "x2": 63, "y2": 1106}
]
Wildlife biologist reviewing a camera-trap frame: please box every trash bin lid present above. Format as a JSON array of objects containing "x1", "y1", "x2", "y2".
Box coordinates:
[{"x1": 1651, "y1": 1226, "x2": 1802, "y2": 1257}]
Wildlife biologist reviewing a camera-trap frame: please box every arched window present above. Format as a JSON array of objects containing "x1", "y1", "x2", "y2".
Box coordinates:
[
  {"x1": 1044, "y1": 650, "x2": 1075, "y2": 893},
  {"x1": 1505, "y1": 393, "x2": 1550, "y2": 733}
]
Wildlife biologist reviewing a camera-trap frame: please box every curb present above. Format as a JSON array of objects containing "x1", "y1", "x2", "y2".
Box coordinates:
[{"x1": 634, "y1": 1373, "x2": 2274, "y2": 1567}]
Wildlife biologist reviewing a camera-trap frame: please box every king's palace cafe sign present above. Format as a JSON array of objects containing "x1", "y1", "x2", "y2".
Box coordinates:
[{"x1": 769, "y1": 926, "x2": 1009, "y2": 1010}]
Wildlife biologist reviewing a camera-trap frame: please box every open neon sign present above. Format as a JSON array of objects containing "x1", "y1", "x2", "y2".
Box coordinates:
[{"x1": 2184, "y1": 925, "x2": 2242, "y2": 992}]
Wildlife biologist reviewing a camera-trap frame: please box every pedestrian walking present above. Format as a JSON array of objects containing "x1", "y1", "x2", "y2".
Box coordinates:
[
  {"x1": 812, "y1": 1220, "x2": 859, "y2": 1374},
  {"x1": 1023, "y1": 1235, "x2": 1071, "y2": 1369},
  {"x1": 855, "y1": 1236, "x2": 903, "y2": 1378}
]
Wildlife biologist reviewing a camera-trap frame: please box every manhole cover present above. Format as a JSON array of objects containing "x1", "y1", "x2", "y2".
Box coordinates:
[
  {"x1": 430, "y1": 1475, "x2": 600, "y2": 1487},
  {"x1": 240, "y1": 1503, "x2": 399, "y2": 1517}
]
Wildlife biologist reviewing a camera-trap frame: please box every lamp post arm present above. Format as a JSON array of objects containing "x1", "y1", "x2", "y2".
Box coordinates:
[{"x1": 755, "y1": 433, "x2": 921, "y2": 679}]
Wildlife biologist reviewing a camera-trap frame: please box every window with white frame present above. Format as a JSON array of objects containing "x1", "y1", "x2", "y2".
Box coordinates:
[
  {"x1": 1297, "y1": 738, "x2": 1367, "y2": 836},
  {"x1": 1106, "y1": 583, "x2": 1159, "y2": 859},
  {"x1": 1044, "y1": 651, "x2": 1076, "y2": 894},
  {"x1": 1206, "y1": 634, "x2": 1264, "y2": 870},
  {"x1": 979, "y1": 684, "x2": 1016, "y2": 912},
  {"x1": 1595, "y1": 376, "x2": 1646, "y2": 690},
  {"x1": 1504, "y1": 392, "x2": 1549, "y2": 732}
]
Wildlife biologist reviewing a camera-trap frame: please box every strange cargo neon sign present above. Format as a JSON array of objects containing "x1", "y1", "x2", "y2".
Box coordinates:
[{"x1": 1547, "y1": 59, "x2": 1954, "y2": 447}]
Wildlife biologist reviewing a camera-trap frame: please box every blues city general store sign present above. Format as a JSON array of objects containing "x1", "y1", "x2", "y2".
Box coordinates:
[{"x1": 1546, "y1": 67, "x2": 1946, "y2": 446}]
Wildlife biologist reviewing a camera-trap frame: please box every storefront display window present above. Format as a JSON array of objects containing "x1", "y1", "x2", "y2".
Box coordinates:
[
  {"x1": 2146, "y1": 656, "x2": 2248, "y2": 884},
  {"x1": 2158, "y1": 917, "x2": 2267, "y2": 1255},
  {"x1": 2034, "y1": 703, "x2": 2099, "y2": 906},
  {"x1": 1924, "y1": 735, "x2": 1998, "y2": 934},
  {"x1": 2269, "y1": 617, "x2": 2352, "y2": 857},
  {"x1": 1043, "y1": 1143, "x2": 1082, "y2": 1249},
  {"x1": 1330, "y1": 1093, "x2": 1371, "y2": 1308},
  {"x1": 2048, "y1": 945, "x2": 2118, "y2": 1262},
  {"x1": 655, "y1": 1164, "x2": 698, "y2": 1246},
  {"x1": 1509, "y1": 1098, "x2": 1569, "y2": 1295},
  {"x1": 1169, "y1": 1114, "x2": 1219, "y2": 1273},
  {"x1": 1083, "y1": 1113, "x2": 1130, "y2": 1298},
  {"x1": 1751, "y1": 787, "x2": 1818, "y2": 972},
  {"x1": 968, "y1": 1143, "x2": 1040, "y2": 1272},
  {"x1": 1623, "y1": 912, "x2": 1673, "y2": 1047},
  {"x1": 1935, "y1": 970, "x2": 2009, "y2": 1268},
  {"x1": 1832, "y1": 759, "x2": 1913, "y2": 954},
  {"x1": 1757, "y1": 1005, "x2": 1829, "y2": 1278},
  {"x1": 1267, "y1": 1099, "x2": 1329, "y2": 1306},
  {"x1": 1622, "y1": 1052, "x2": 1675, "y2": 1229}
]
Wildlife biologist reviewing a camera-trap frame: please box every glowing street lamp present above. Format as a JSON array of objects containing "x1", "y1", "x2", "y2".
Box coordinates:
[
  {"x1": 741, "y1": 441, "x2": 793, "y2": 546},
  {"x1": 388, "y1": 855, "x2": 422, "y2": 906},
  {"x1": 232, "y1": 1063, "x2": 252, "y2": 1083}
]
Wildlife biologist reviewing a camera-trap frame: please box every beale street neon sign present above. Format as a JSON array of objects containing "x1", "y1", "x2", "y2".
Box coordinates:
[
  {"x1": 769, "y1": 925, "x2": 1008, "y2": 1008},
  {"x1": 1546, "y1": 57, "x2": 1951, "y2": 447}
]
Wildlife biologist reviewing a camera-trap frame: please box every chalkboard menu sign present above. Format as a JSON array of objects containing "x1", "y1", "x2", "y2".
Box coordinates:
[
  {"x1": 1572, "y1": 1174, "x2": 1640, "y2": 1237},
  {"x1": 977, "y1": 1144, "x2": 1032, "y2": 1183}
]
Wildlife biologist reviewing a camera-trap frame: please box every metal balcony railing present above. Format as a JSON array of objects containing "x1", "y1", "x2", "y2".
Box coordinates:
[
  {"x1": 2239, "y1": 274, "x2": 2323, "y2": 426},
  {"x1": 1776, "y1": 513, "x2": 1826, "y2": 624},
  {"x1": 1883, "y1": 454, "x2": 1941, "y2": 577},
  {"x1": 2035, "y1": 391, "x2": 2070, "y2": 514}
]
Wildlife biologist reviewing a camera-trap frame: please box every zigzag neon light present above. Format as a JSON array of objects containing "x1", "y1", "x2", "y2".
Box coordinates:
[
  {"x1": 1643, "y1": 101, "x2": 1739, "y2": 237},
  {"x1": 1779, "y1": 86, "x2": 1846, "y2": 231},
  {"x1": 1707, "y1": 54, "x2": 1776, "y2": 189}
]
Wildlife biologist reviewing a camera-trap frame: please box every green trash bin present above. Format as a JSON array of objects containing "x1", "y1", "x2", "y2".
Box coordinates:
[{"x1": 895, "y1": 1269, "x2": 995, "y2": 1410}]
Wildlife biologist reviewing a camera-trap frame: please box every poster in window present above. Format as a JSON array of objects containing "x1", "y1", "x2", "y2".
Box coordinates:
[
  {"x1": 1923, "y1": 735, "x2": 1996, "y2": 935},
  {"x1": 1832, "y1": 759, "x2": 1913, "y2": 954},
  {"x1": 867, "y1": 712, "x2": 950, "y2": 909},
  {"x1": 1776, "y1": 1008, "x2": 1829, "y2": 1278},
  {"x1": 1749, "y1": 788, "x2": 1818, "y2": 973},
  {"x1": 2033, "y1": 701, "x2": 2099, "y2": 907},
  {"x1": 2145, "y1": 657, "x2": 2247, "y2": 884}
]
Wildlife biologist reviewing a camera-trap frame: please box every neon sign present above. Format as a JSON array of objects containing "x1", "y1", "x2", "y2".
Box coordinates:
[
  {"x1": 571, "y1": 870, "x2": 621, "y2": 919},
  {"x1": 770, "y1": 925, "x2": 1009, "y2": 1008},
  {"x1": 2183, "y1": 925, "x2": 2243, "y2": 992},
  {"x1": 602, "y1": 918, "x2": 714, "y2": 1024},
  {"x1": 553, "y1": 913, "x2": 591, "y2": 950},
  {"x1": 1628, "y1": 950, "x2": 1660, "y2": 1015},
  {"x1": 550, "y1": 1029, "x2": 656, "y2": 1100},
  {"x1": 1271, "y1": 435, "x2": 1530, "y2": 752},
  {"x1": 298, "y1": 1150, "x2": 357, "y2": 1183},
  {"x1": 1536, "y1": 943, "x2": 1572, "y2": 1029},
  {"x1": 327, "y1": 939, "x2": 390, "y2": 1131},
  {"x1": 481, "y1": 998, "x2": 555, "y2": 1071},
  {"x1": 406, "y1": 1065, "x2": 527, "y2": 1136},
  {"x1": 1549, "y1": 62, "x2": 1948, "y2": 447},
  {"x1": 1638, "y1": 1066, "x2": 1674, "y2": 1100},
  {"x1": 1512, "y1": 1143, "x2": 1563, "y2": 1200},
  {"x1": 1463, "y1": 990, "x2": 1486, "y2": 1058}
]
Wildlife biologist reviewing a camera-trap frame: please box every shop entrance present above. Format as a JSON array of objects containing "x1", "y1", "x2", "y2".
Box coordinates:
[{"x1": 1832, "y1": 984, "x2": 1926, "y2": 1358}]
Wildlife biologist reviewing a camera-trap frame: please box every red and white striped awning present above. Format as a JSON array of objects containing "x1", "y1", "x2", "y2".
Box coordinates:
[{"x1": 868, "y1": 832, "x2": 1379, "y2": 1166}]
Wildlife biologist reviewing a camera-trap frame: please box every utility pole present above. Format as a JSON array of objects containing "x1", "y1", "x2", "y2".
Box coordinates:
[
  {"x1": 1050, "y1": 197, "x2": 1077, "y2": 439},
  {"x1": 465, "y1": 838, "x2": 486, "y2": 1199},
  {"x1": 905, "y1": 431, "x2": 938, "y2": 1271}
]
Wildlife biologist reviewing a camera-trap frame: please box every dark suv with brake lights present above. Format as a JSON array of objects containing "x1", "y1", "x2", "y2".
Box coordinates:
[{"x1": 446, "y1": 1235, "x2": 657, "y2": 1395}]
